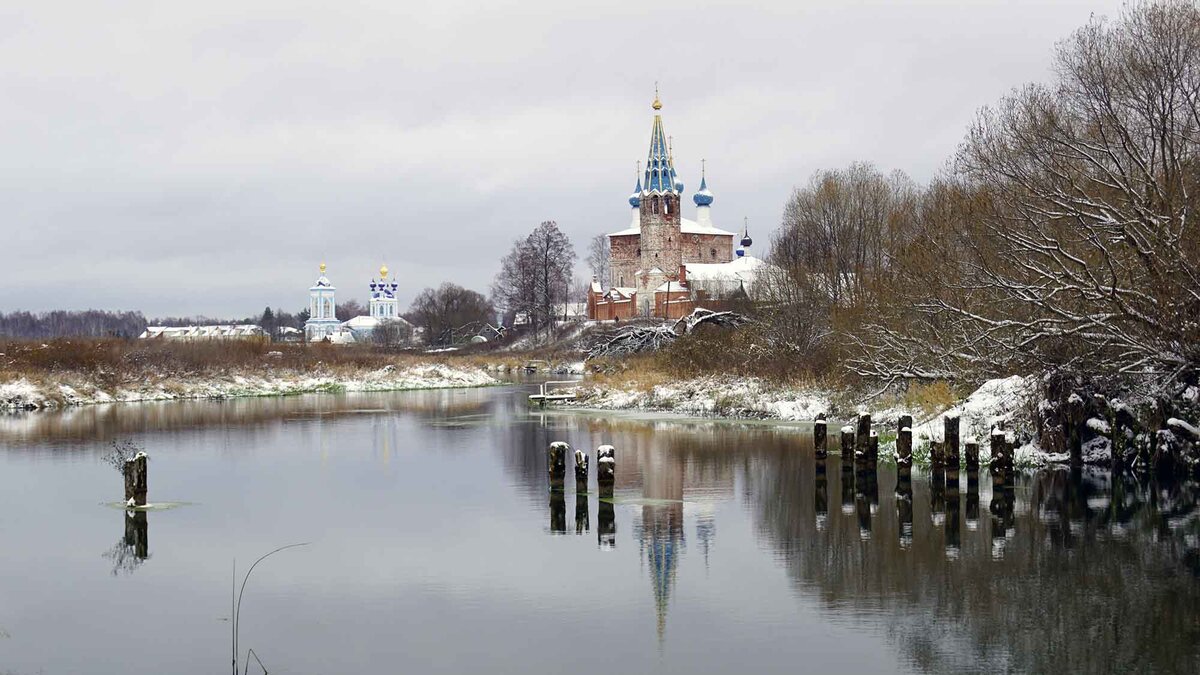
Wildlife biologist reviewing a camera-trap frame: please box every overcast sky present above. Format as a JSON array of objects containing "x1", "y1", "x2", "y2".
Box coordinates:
[{"x1": 1, "y1": 0, "x2": 1123, "y2": 317}]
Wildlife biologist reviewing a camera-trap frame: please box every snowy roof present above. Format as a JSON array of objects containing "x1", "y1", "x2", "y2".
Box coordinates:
[
  {"x1": 684, "y1": 255, "x2": 765, "y2": 283},
  {"x1": 609, "y1": 217, "x2": 735, "y2": 238},
  {"x1": 139, "y1": 325, "x2": 266, "y2": 339},
  {"x1": 342, "y1": 315, "x2": 413, "y2": 329}
]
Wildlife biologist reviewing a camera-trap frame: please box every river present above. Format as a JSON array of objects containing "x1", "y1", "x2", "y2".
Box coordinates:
[{"x1": 0, "y1": 384, "x2": 1197, "y2": 674}]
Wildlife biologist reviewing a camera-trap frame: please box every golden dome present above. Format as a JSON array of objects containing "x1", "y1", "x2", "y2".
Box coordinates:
[
  {"x1": 319, "y1": 262, "x2": 326, "y2": 274},
  {"x1": 379, "y1": 264, "x2": 389, "y2": 279},
  {"x1": 652, "y1": 94, "x2": 662, "y2": 111}
]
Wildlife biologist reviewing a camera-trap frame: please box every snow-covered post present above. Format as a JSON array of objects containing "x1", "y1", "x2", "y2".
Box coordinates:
[
  {"x1": 123, "y1": 452, "x2": 148, "y2": 507},
  {"x1": 597, "y1": 445, "x2": 616, "y2": 486},
  {"x1": 548, "y1": 442, "x2": 569, "y2": 492},
  {"x1": 896, "y1": 415, "x2": 913, "y2": 469},
  {"x1": 813, "y1": 414, "x2": 827, "y2": 459},
  {"x1": 944, "y1": 414, "x2": 961, "y2": 469},
  {"x1": 855, "y1": 413, "x2": 872, "y2": 460},
  {"x1": 574, "y1": 448, "x2": 589, "y2": 492},
  {"x1": 1066, "y1": 393, "x2": 1085, "y2": 467},
  {"x1": 965, "y1": 440, "x2": 980, "y2": 472},
  {"x1": 990, "y1": 429, "x2": 1013, "y2": 479},
  {"x1": 839, "y1": 427, "x2": 855, "y2": 459}
]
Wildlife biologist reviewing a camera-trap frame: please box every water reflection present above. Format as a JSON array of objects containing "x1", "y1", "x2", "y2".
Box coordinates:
[
  {"x1": 103, "y1": 510, "x2": 149, "y2": 575},
  {"x1": 4, "y1": 387, "x2": 1200, "y2": 674}
]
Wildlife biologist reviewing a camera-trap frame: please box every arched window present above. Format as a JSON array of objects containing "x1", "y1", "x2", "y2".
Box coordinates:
[{"x1": 710, "y1": 248, "x2": 717, "y2": 259}]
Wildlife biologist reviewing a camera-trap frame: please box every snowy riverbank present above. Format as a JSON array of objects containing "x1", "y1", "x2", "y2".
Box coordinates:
[
  {"x1": 572, "y1": 373, "x2": 1063, "y2": 466},
  {"x1": 0, "y1": 362, "x2": 498, "y2": 411}
]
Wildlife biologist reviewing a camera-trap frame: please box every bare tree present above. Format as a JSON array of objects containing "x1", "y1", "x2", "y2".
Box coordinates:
[
  {"x1": 491, "y1": 221, "x2": 575, "y2": 336},
  {"x1": 407, "y1": 283, "x2": 494, "y2": 346},
  {"x1": 587, "y1": 234, "x2": 611, "y2": 288}
]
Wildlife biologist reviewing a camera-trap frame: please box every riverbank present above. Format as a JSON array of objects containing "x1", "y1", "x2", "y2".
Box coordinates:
[
  {"x1": 0, "y1": 362, "x2": 497, "y2": 411},
  {"x1": 569, "y1": 373, "x2": 1061, "y2": 467}
]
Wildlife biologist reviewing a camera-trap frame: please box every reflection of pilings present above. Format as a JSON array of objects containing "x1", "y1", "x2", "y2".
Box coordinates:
[
  {"x1": 575, "y1": 494, "x2": 589, "y2": 534},
  {"x1": 125, "y1": 510, "x2": 149, "y2": 560},
  {"x1": 815, "y1": 459, "x2": 828, "y2": 524},
  {"x1": 946, "y1": 468, "x2": 961, "y2": 551},
  {"x1": 990, "y1": 475, "x2": 1016, "y2": 540},
  {"x1": 896, "y1": 467, "x2": 913, "y2": 546},
  {"x1": 598, "y1": 485, "x2": 616, "y2": 549},
  {"x1": 966, "y1": 471, "x2": 980, "y2": 530},
  {"x1": 550, "y1": 491, "x2": 566, "y2": 534},
  {"x1": 814, "y1": 414, "x2": 828, "y2": 459},
  {"x1": 841, "y1": 457, "x2": 855, "y2": 512},
  {"x1": 931, "y1": 467, "x2": 946, "y2": 520},
  {"x1": 965, "y1": 441, "x2": 980, "y2": 472}
]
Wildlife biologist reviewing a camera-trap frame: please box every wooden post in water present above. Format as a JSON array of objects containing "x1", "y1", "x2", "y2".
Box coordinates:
[
  {"x1": 839, "y1": 426, "x2": 855, "y2": 459},
  {"x1": 813, "y1": 414, "x2": 827, "y2": 459},
  {"x1": 896, "y1": 415, "x2": 913, "y2": 469},
  {"x1": 123, "y1": 453, "x2": 148, "y2": 507},
  {"x1": 548, "y1": 442, "x2": 568, "y2": 491},
  {"x1": 1067, "y1": 393, "x2": 1085, "y2": 467},
  {"x1": 990, "y1": 428, "x2": 1013, "y2": 479},
  {"x1": 574, "y1": 448, "x2": 589, "y2": 493},
  {"x1": 855, "y1": 413, "x2": 872, "y2": 460},
  {"x1": 597, "y1": 445, "x2": 616, "y2": 485},
  {"x1": 945, "y1": 414, "x2": 961, "y2": 469},
  {"x1": 965, "y1": 440, "x2": 980, "y2": 472}
]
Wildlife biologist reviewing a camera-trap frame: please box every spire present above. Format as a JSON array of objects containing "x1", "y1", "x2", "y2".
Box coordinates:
[
  {"x1": 737, "y1": 217, "x2": 752, "y2": 257},
  {"x1": 644, "y1": 89, "x2": 678, "y2": 195},
  {"x1": 629, "y1": 161, "x2": 642, "y2": 207},
  {"x1": 693, "y1": 158, "x2": 713, "y2": 207}
]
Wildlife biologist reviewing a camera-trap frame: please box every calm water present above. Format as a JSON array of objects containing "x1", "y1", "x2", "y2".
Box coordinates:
[{"x1": 1, "y1": 385, "x2": 1198, "y2": 674}]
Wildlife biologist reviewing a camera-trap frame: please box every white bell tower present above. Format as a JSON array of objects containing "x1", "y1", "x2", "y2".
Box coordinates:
[{"x1": 305, "y1": 262, "x2": 340, "y2": 341}]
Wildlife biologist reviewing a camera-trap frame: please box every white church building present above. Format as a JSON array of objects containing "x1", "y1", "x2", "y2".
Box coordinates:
[{"x1": 305, "y1": 263, "x2": 413, "y2": 343}]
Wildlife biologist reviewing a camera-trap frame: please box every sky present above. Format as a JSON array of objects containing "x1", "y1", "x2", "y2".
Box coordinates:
[{"x1": 0, "y1": 0, "x2": 1124, "y2": 318}]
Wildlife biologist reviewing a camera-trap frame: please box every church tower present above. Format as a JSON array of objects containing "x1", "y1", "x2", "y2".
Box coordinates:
[
  {"x1": 369, "y1": 264, "x2": 399, "y2": 319},
  {"x1": 636, "y1": 91, "x2": 683, "y2": 294},
  {"x1": 305, "y1": 262, "x2": 340, "y2": 341}
]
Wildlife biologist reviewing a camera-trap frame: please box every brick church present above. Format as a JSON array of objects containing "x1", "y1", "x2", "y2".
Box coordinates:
[{"x1": 588, "y1": 93, "x2": 762, "y2": 320}]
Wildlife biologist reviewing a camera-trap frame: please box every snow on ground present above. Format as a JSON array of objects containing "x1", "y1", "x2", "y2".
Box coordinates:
[
  {"x1": 575, "y1": 375, "x2": 831, "y2": 421},
  {"x1": 0, "y1": 363, "x2": 497, "y2": 412}
]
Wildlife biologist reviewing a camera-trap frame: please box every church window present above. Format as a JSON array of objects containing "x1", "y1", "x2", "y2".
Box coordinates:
[{"x1": 710, "y1": 248, "x2": 717, "y2": 259}]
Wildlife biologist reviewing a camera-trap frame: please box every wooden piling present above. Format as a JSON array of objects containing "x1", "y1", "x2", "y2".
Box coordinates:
[
  {"x1": 965, "y1": 440, "x2": 980, "y2": 472},
  {"x1": 840, "y1": 426, "x2": 855, "y2": 459},
  {"x1": 574, "y1": 448, "x2": 589, "y2": 492},
  {"x1": 855, "y1": 413, "x2": 872, "y2": 459},
  {"x1": 945, "y1": 414, "x2": 961, "y2": 469},
  {"x1": 897, "y1": 415, "x2": 913, "y2": 468},
  {"x1": 1067, "y1": 393, "x2": 1084, "y2": 467},
  {"x1": 990, "y1": 428, "x2": 1013, "y2": 479},
  {"x1": 123, "y1": 453, "x2": 148, "y2": 507},
  {"x1": 813, "y1": 414, "x2": 828, "y2": 459},
  {"x1": 548, "y1": 442, "x2": 568, "y2": 490},
  {"x1": 597, "y1": 445, "x2": 616, "y2": 484}
]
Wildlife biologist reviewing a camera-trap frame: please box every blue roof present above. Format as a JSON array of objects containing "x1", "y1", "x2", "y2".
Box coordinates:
[
  {"x1": 693, "y1": 173, "x2": 713, "y2": 206},
  {"x1": 629, "y1": 174, "x2": 642, "y2": 207},
  {"x1": 643, "y1": 112, "x2": 678, "y2": 194}
]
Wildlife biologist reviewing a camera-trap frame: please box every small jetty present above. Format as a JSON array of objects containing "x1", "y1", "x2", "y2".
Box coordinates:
[{"x1": 528, "y1": 381, "x2": 577, "y2": 407}]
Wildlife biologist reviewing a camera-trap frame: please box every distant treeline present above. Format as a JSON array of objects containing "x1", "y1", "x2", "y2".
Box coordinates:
[
  {"x1": 0, "y1": 307, "x2": 310, "y2": 339},
  {"x1": 0, "y1": 310, "x2": 149, "y2": 339}
]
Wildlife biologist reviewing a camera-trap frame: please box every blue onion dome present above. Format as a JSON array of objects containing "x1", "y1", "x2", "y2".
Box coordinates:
[
  {"x1": 673, "y1": 172, "x2": 684, "y2": 193},
  {"x1": 740, "y1": 222, "x2": 753, "y2": 248},
  {"x1": 693, "y1": 174, "x2": 713, "y2": 206},
  {"x1": 629, "y1": 173, "x2": 643, "y2": 207}
]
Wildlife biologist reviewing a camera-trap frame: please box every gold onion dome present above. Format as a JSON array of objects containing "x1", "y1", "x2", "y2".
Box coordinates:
[
  {"x1": 380, "y1": 264, "x2": 389, "y2": 279},
  {"x1": 652, "y1": 94, "x2": 662, "y2": 111},
  {"x1": 319, "y1": 262, "x2": 326, "y2": 274}
]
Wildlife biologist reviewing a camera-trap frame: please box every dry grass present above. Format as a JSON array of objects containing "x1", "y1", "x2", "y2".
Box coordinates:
[{"x1": 0, "y1": 337, "x2": 447, "y2": 385}]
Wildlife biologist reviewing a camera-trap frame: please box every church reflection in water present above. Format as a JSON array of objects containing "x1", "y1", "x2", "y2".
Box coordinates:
[{"x1": 527, "y1": 414, "x2": 1200, "y2": 671}]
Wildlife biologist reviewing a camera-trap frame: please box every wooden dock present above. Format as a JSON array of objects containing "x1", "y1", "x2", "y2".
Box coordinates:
[{"x1": 529, "y1": 381, "x2": 578, "y2": 407}]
